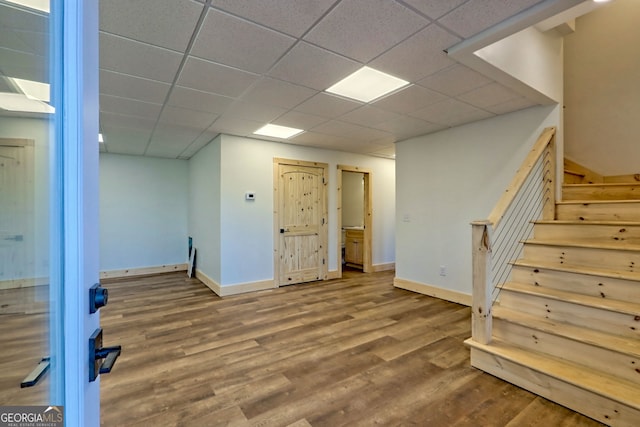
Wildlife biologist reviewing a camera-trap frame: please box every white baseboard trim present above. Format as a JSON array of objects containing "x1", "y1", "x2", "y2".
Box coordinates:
[
  {"x1": 100, "y1": 263, "x2": 187, "y2": 280},
  {"x1": 195, "y1": 269, "x2": 275, "y2": 297},
  {"x1": 393, "y1": 277, "x2": 471, "y2": 306},
  {"x1": 0, "y1": 277, "x2": 48, "y2": 290},
  {"x1": 372, "y1": 262, "x2": 395, "y2": 272}
]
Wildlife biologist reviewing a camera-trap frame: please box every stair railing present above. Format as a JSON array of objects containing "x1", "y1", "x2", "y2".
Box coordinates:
[{"x1": 470, "y1": 127, "x2": 557, "y2": 344}]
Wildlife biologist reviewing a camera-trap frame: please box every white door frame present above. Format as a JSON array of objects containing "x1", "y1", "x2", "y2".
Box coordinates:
[{"x1": 337, "y1": 165, "x2": 373, "y2": 276}]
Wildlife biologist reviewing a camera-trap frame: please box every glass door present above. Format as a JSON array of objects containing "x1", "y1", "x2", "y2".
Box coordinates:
[{"x1": 0, "y1": 1, "x2": 101, "y2": 424}]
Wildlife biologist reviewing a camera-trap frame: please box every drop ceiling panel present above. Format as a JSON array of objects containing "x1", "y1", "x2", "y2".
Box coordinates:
[
  {"x1": 158, "y1": 105, "x2": 217, "y2": 129},
  {"x1": 268, "y1": 42, "x2": 360, "y2": 91},
  {"x1": 100, "y1": 112, "x2": 157, "y2": 133},
  {"x1": 418, "y1": 64, "x2": 493, "y2": 97},
  {"x1": 178, "y1": 130, "x2": 220, "y2": 159},
  {"x1": 294, "y1": 93, "x2": 361, "y2": 119},
  {"x1": 191, "y1": 10, "x2": 296, "y2": 74},
  {"x1": 100, "y1": 94, "x2": 163, "y2": 120},
  {"x1": 372, "y1": 85, "x2": 448, "y2": 114},
  {"x1": 457, "y1": 82, "x2": 523, "y2": 109},
  {"x1": 0, "y1": 46, "x2": 46, "y2": 83},
  {"x1": 485, "y1": 97, "x2": 536, "y2": 115},
  {"x1": 438, "y1": 0, "x2": 544, "y2": 38},
  {"x1": 304, "y1": 0, "x2": 428, "y2": 63},
  {"x1": 339, "y1": 105, "x2": 403, "y2": 128},
  {"x1": 100, "y1": 70, "x2": 171, "y2": 104},
  {"x1": 99, "y1": 0, "x2": 203, "y2": 52},
  {"x1": 101, "y1": 127, "x2": 152, "y2": 156},
  {"x1": 100, "y1": 33, "x2": 183, "y2": 83},
  {"x1": 240, "y1": 77, "x2": 317, "y2": 109},
  {"x1": 208, "y1": 115, "x2": 265, "y2": 136},
  {"x1": 372, "y1": 115, "x2": 445, "y2": 139},
  {"x1": 211, "y1": 0, "x2": 337, "y2": 37},
  {"x1": 272, "y1": 111, "x2": 328, "y2": 130},
  {"x1": 402, "y1": 0, "x2": 468, "y2": 20},
  {"x1": 177, "y1": 56, "x2": 259, "y2": 97},
  {"x1": 410, "y1": 98, "x2": 494, "y2": 126},
  {"x1": 221, "y1": 100, "x2": 287, "y2": 123},
  {"x1": 167, "y1": 86, "x2": 234, "y2": 114},
  {"x1": 370, "y1": 24, "x2": 461, "y2": 82}
]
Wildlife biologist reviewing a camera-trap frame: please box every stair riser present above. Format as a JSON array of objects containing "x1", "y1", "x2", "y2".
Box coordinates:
[
  {"x1": 533, "y1": 223, "x2": 640, "y2": 245},
  {"x1": 493, "y1": 319, "x2": 640, "y2": 385},
  {"x1": 470, "y1": 347, "x2": 640, "y2": 427},
  {"x1": 522, "y1": 244, "x2": 640, "y2": 274},
  {"x1": 511, "y1": 265, "x2": 640, "y2": 303},
  {"x1": 563, "y1": 185, "x2": 640, "y2": 201},
  {"x1": 498, "y1": 290, "x2": 640, "y2": 339},
  {"x1": 556, "y1": 202, "x2": 640, "y2": 221}
]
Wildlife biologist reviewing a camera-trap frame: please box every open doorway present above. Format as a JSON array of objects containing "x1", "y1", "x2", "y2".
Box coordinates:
[{"x1": 337, "y1": 165, "x2": 372, "y2": 277}]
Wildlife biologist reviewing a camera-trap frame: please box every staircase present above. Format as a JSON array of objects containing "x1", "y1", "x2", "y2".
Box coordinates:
[{"x1": 466, "y1": 182, "x2": 640, "y2": 426}]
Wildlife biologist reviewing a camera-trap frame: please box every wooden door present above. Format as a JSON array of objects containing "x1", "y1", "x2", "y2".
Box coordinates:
[{"x1": 276, "y1": 160, "x2": 328, "y2": 286}]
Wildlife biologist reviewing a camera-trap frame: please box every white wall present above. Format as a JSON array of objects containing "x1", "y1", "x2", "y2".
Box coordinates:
[
  {"x1": 188, "y1": 136, "x2": 222, "y2": 283},
  {"x1": 342, "y1": 171, "x2": 365, "y2": 228},
  {"x1": 99, "y1": 153, "x2": 189, "y2": 271},
  {"x1": 564, "y1": 0, "x2": 640, "y2": 175},
  {"x1": 395, "y1": 105, "x2": 560, "y2": 296},
  {"x1": 189, "y1": 134, "x2": 395, "y2": 287}
]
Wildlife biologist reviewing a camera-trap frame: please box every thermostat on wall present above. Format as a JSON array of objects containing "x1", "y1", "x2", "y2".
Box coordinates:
[{"x1": 245, "y1": 192, "x2": 255, "y2": 201}]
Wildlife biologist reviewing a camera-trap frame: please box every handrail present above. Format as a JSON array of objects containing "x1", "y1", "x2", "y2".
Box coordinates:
[
  {"x1": 487, "y1": 127, "x2": 557, "y2": 229},
  {"x1": 470, "y1": 126, "x2": 556, "y2": 345}
]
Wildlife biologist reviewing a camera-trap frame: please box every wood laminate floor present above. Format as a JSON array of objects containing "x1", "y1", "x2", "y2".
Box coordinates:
[{"x1": 99, "y1": 269, "x2": 604, "y2": 427}]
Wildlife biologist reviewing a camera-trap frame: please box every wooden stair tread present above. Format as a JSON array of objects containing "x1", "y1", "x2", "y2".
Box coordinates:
[
  {"x1": 492, "y1": 306, "x2": 640, "y2": 357},
  {"x1": 500, "y1": 281, "x2": 640, "y2": 316},
  {"x1": 511, "y1": 259, "x2": 640, "y2": 282},
  {"x1": 563, "y1": 183, "x2": 640, "y2": 188},
  {"x1": 534, "y1": 220, "x2": 640, "y2": 226},
  {"x1": 523, "y1": 238, "x2": 640, "y2": 251},
  {"x1": 557, "y1": 199, "x2": 640, "y2": 205},
  {"x1": 465, "y1": 338, "x2": 640, "y2": 409}
]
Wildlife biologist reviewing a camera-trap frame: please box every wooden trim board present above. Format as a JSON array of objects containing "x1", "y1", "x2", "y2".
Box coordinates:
[
  {"x1": 195, "y1": 269, "x2": 275, "y2": 297},
  {"x1": 394, "y1": 277, "x2": 471, "y2": 306},
  {"x1": 0, "y1": 277, "x2": 48, "y2": 290},
  {"x1": 100, "y1": 264, "x2": 187, "y2": 279},
  {"x1": 372, "y1": 262, "x2": 395, "y2": 272}
]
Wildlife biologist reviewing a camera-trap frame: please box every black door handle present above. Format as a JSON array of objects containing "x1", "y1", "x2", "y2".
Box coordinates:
[
  {"x1": 89, "y1": 328, "x2": 121, "y2": 382},
  {"x1": 20, "y1": 357, "x2": 50, "y2": 388}
]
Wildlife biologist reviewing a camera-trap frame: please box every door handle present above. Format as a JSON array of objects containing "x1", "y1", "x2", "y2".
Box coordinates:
[
  {"x1": 20, "y1": 357, "x2": 50, "y2": 388},
  {"x1": 280, "y1": 228, "x2": 289, "y2": 233},
  {"x1": 89, "y1": 328, "x2": 121, "y2": 382}
]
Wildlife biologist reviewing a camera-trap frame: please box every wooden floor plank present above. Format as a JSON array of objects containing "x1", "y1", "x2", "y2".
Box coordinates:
[{"x1": 97, "y1": 269, "x2": 604, "y2": 426}]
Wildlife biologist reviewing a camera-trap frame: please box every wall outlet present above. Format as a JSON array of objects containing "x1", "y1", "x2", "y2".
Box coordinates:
[{"x1": 439, "y1": 265, "x2": 447, "y2": 276}]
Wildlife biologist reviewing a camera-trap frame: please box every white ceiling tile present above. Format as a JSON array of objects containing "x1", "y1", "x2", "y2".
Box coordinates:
[
  {"x1": 410, "y1": 98, "x2": 495, "y2": 126},
  {"x1": 291, "y1": 131, "x2": 354, "y2": 149},
  {"x1": 372, "y1": 85, "x2": 448, "y2": 114},
  {"x1": 100, "y1": 70, "x2": 171, "y2": 104},
  {"x1": 145, "y1": 140, "x2": 194, "y2": 158},
  {"x1": 100, "y1": 94, "x2": 163, "y2": 120},
  {"x1": 211, "y1": 0, "x2": 337, "y2": 38},
  {"x1": 294, "y1": 93, "x2": 362, "y2": 119},
  {"x1": 268, "y1": 42, "x2": 361, "y2": 91},
  {"x1": 101, "y1": 127, "x2": 151, "y2": 156},
  {"x1": 100, "y1": 33, "x2": 183, "y2": 83},
  {"x1": 100, "y1": 0, "x2": 203, "y2": 52},
  {"x1": 310, "y1": 120, "x2": 369, "y2": 138},
  {"x1": 304, "y1": 0, "x2": 428, "y2": 63},
  {"x1": 457, "y1": 82, "x2": 522, "y2": 109},
  {"x1": 168, "y1": 86, "x2": 234, "y2": 114},
  {"x1": 438, "y1": 0, "x2": 544, "y2": 38},
  {"x1": 339, "y1": 105, "x2": 403, "y2": 127},
  {"x1": 209, "y1": 115, "x2": 265, "y2": 136},
  {"x1": 418, "y1": 64, "x2": 493, "y2": 97},
  {"x1": 370, "y1": 24, "x2": 461, "y2": 82},
  {"x1": 485, "y1": 97, "x2": 536, "y2": 115},
  {"x1": 240, "y1": 77, "x2": 317, "y2": 109},
  {"x1": 147, "y1": 123, "x2": 203, "y2": 157},
  {"x1": 367, "y1": 145, "x2": 396, "y2": 159},
  {"x1": 402, "y1": 0, "x2": 468, "y2": 20},
  {"x1": 178, "y1": 130, "x2": 220, "y2": 158},
  {"x1": 272, "y1": 111, "x2": 328, "y2": 130},
  {"x1": 100, "y1": 112, "x2": 157, "y2": 133},
  {"x1": 222, "y1": 100, "x2": 287, "y2": 123},
  {"x1": 191, "y1": 10, "x2": 296, "y2": 74},
  {"x1": 373, "y1": 115, "x2": 445, "y2": 139},
  {"x1": 177, "y1": 56, "x2": 260, "y2": 97},
  {"x1": 159, "y1": 105, "x2": 217, "y2": 129}
]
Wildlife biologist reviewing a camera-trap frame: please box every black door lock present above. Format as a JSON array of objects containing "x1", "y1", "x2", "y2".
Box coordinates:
[
  {"x1": 89, "y1": 283, "x2": 108, "y2": 313},
  {"x1": 89, "y1": 328, "x2": 121, "y2": 382}
]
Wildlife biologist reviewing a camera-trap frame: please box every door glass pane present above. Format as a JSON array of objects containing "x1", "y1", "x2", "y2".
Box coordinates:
[{"x1": 0, "y1": 0, "x2": 60, "y2": 406}]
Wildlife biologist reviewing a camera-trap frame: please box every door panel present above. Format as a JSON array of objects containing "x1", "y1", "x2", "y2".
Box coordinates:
[{"x1": 277, "y1": 162, "x2": 327, "y2": 286}]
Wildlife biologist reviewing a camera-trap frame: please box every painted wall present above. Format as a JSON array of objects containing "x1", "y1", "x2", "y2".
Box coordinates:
[
  {"x1": 188, "y1": 136, "x2": 222, "y2": 283},
  {"x1": 395, "y1": 105, "x2": 560, "y2": 297},
  {"x1": 342, "y1": 171, "x2": 365, "y2": 228},
  {"x1": 99, "y1": 153, "x2": 189, "y2": 272},
  {"x1": 564, "y1": 0, "x2": 640, "y2": 176},
  {"x1": 189, "y1": 134, "x2": 395, "y2": 287}
]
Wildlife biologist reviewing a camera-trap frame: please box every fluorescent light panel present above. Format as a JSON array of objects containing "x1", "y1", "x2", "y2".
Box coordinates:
[
  {"x1": 98, "y1": 133, "x2": 104, "y2": 143},
  {"x1": 10, "y1": 78, "x2": 50, "y2": 102},
  {"x1": 0, "y1": 93, "x2": 54, "y2": 113},
  {"x1": 6, "y1": 0, "x2": 49, "y2": 13},
  {"x1": 326, "y1": 66, "x2": 410, "y2": 103},
  {"x1": 253, "y1": 124, "x2": 304, "y2": 139}
]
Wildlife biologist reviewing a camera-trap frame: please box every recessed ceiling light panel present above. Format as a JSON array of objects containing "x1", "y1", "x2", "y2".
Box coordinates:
[
  {"x1": 6, "y1": 0, "x2": 49, "y2": 13},
  {"x1": 253, "y1": 123, "x2": 304, "y2": 139},
  {"x1": 326, "y1": 66, "x2": 410, "y2": 103}
]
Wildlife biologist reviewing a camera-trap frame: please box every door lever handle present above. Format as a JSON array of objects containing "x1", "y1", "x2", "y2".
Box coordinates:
[
  {"x1": 89, "y1": 328, "x2": 121, "y2": 382},
  {"x1": 20, "y1": 357, "x2": 50, "y2": 388}
]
